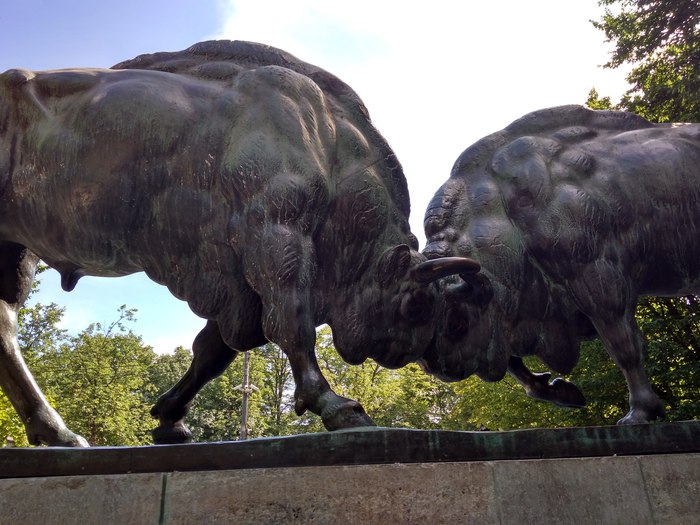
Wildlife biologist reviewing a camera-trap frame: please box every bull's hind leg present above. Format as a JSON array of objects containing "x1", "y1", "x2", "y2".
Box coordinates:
[
  {"x1": 508, "y1": 357, "x2": 586, "y2": 408},
  {"x1": 151, "y1": 320, "x2": 238, "y2": 443},
  {"x1": 0, "y1": 243, "x2": 88, "y2": 446}
]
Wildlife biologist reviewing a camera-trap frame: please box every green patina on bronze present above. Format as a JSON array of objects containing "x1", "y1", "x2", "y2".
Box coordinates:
[{"x1": 1, "y1": 421, "x2": 697, "y2": 479}]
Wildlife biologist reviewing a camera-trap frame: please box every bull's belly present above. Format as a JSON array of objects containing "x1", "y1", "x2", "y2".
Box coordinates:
[
  {"x1": 0, "y1": 221, "x2": 149, "y2": 289},
  {"x1": 640, "y1": 273, "x2": 700, "y2": 297},
  {"x1": 1, "y1": 194, "x2": 145, "y2": 272},
  {"x1": 31, "y1": 241, "x2": 144, "y2": 278},
  {"x1": 3, "y1": 214, "x2": 251, "y2": 330}
]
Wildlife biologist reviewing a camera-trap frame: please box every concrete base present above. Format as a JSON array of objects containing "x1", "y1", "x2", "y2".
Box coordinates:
[
  {"x1": 1, "y1": 422, "x2": 698, "y2": 524},
  {"x1": 1, "y1": 453, "x2": 698, "y2": 524}
]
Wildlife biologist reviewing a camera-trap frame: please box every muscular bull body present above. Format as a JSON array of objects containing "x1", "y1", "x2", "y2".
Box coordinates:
[
  {"x1": 0, "y1": 41, "x2": 477, "y2": 446},
  {"x1": 423, "y1": 105, "x2": 700, "y2": 424}
]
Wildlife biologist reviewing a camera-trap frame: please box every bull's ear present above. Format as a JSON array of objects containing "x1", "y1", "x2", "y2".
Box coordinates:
[{"x1": 377, "y1": 244, "x2": 412, "y2": 286}]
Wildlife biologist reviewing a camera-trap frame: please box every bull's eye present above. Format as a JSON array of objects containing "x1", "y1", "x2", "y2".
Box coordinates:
[{"x1": 400, "y1": 289, "x2": 434, "y2": 324}]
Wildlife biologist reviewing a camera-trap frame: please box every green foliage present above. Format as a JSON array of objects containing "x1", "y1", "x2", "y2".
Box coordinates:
[
  {"x1": 254, "y1": 343, "x2": 296, "y2": 436},
  {"x1": 592, "y1": 0, "x2": 700, "y2": 122},
  {"x1": 18, "y1": 302, "x2": 67, "y2": 356},
  {"x1": 148, "y1": 346, "x2": 192, "y2": 403},
  {"x1": 0, "y1": 391, "x2": 27, "y2": 447},
  {"x1": 307, "y1": 327, "x2": 476, "y2": 431},
  {"x1": 188, "y1": 356, "x2": 250, "y2": 442},
  {"x1": 585, "y1": 88, "x2": 614, "y2": 110},
  {"x1": 27, "y1": 306, "x2": 157, "y2": 446},
  {"x1": 7, "y1": 283, "x2": 696, "y2": 447},
  {"x1": 148, "y1": 345, "x2": 278, "y2": 441},
  {"x1": 636, "y1": 297, "x2": 700, "y2": 421}
]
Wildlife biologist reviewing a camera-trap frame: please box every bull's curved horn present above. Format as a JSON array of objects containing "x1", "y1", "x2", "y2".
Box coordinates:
[
  {"x1": 448, "y1": 273, "x2": 494, "y2": 307},
  {"x1": 412, "y1": 257, "x2": 481, "y2": 283}
]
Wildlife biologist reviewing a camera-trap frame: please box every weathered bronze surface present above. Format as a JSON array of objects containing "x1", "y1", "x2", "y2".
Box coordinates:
[
  {"x1": 0, "y1": 40, "x2": 480, "y2": 446},
  {"x1": 423, "y1": 105, "x2": 700, "y2": 424},
  {"x1": 1, "y1": 421, "x2": 697, "y2": 479}
]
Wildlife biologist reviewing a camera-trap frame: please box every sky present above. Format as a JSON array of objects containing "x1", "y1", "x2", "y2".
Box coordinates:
[{"x1": 1, "y1": 0, "x2": 629, "y2": 353}]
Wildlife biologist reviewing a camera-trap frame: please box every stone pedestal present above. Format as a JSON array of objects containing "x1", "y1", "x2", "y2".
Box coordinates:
[{"x1": 1, "y1": 421, "x2": 698, "y2": 524}]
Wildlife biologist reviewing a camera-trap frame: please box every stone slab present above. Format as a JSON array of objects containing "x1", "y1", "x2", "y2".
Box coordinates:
[
  {"x1": 163, "y1": 462, "x2": 499, "y2": 524},
  {"x1": 0, "y1": 472, "x2": 163, "y2": 525},
  {"x1": 494, "y1": 455, "x2": 653, "y2": 525},
  {"x1": 639, "y1": 453, "x2": 700, "y2": 524},
  {"x1": 1, "y1": 420, "x2": 697, "y2": 479},
  {"x1": 2, "y1": 455, "x2": 696, "y2": 524}
]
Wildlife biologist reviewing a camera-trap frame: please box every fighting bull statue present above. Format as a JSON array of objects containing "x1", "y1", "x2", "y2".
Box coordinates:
[
  {"x1": 0, "y1": 40, "x2": 480, "y2": 446},
  {"x1": 422, "y1": 105, "x2": 700, "y2": 424}
]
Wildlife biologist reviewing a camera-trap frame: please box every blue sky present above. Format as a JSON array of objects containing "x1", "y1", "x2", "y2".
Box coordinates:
[{"x1": 2, "y1": 1, "x2": 628, "y2": 352}]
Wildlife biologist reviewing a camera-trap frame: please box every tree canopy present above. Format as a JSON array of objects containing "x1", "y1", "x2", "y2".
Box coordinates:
[{"x1": 592, "y1": 0, "x2": 700, "y2": 121}]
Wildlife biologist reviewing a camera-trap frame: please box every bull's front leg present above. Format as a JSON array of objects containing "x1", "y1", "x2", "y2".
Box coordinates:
[
  {"x1": 507, "y1": 356, "x2": 586, "y2": 408},
  {"x1": 247, "y1": 225, "x2": 375, "y2": 431},
  {"x1": 589, "y1": 312, "x2": 665, "y2": 424},
  {"x1": 567, "y1": 266, "x2": 664, "y2": 424},
  {"x1": 286, "y1": 326, "x2": 375, "y2": 430}
]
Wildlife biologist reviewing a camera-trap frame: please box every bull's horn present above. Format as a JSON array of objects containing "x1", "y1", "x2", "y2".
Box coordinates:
[
  {"x1": 412, "y1": 257, "x2": 481, "y2": 283},
  {"x1": 448, "y1": 273, "x2": 494, "y2": 307}
]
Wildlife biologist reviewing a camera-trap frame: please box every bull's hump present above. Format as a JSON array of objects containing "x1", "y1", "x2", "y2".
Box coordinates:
[{"x1": 112, "y1": 40, "x2": 356, "y2": 98}]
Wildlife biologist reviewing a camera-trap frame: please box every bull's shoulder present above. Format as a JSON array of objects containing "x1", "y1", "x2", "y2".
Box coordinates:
[
  {"x1": 505, "y1": 105, "x2": 653, "y2": 135},
  {"x1": 451, "y1": 106, "x2": 654, "y2": 181}
]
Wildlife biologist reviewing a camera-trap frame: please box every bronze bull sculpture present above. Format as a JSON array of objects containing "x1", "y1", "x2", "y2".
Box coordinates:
[
  {"x1": 0, "y1": 40, "x2": 479, "y2": 446},
  {"x1": 423, "y1": 105, "x2": 700, "y2": 424}
]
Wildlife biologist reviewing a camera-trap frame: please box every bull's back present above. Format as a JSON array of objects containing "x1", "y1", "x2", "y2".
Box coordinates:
[
  {"x1": 0, "y1": 68, "x2": 236, "y2": 273},
  {"x1": 495, "y1": 123, "x2": 700, "y2": 295}
]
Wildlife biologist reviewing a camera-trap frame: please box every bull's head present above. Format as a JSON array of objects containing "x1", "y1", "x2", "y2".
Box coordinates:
[
  {"x1": 417, "y1": 269, "x2": 499, "y2": 381},
  {"x1": 330, "y1": 243, "x2": 482, "y2": 369}
]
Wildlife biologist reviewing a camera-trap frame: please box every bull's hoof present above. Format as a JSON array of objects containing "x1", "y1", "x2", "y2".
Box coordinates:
[
  {"x1": 28, "y1": 427, "x2": 90, "y2": 448},
  {"x1": 617, "y1": 404, "x2": 666, "y2": 425},
  {"x1": 321, "y1": 400, "x2": 376, "y2": 431},
  {"x1": 548, "y1": 378, "x2": 587, "y2": 408},
  {"x1": 25, "y1": 407, "x2": 90, "y2": 447},
  {"x1": 152, "y1": 422, "x2": 193, "y2": 444},
  {"x1": 524, "y1": 374, "x2": 586, "y2": 408},
  {"x1": 55, "y1": 429, "x2": 90, "y2": 447}
]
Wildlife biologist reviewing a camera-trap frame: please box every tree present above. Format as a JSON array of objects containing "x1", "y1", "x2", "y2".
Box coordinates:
[
  {"x1": 585, "y1": 88, "x2": 614, "y2": 110},
  {"x1": 298, "y1": 326, "x2": 474, "y2": 432},
  {"x1": 592, "y1": 0, "x2": 700, "y2": 122},
  {"x1": 255, "y1": 343, "x2": 296, "y2": 436},
  {"x1": 636, "y1": 297, "x2": 700, "y2": 422},
  {"x1": 0, "y1": 393, "x2": 26, "y2": 447},
  {"x1": 148, "y1": 346, "x2": 193, "y2": 403},
  {"x1": 18, "y1": 302, "x2": 68, "y2": 356},
  {"x1": 28, "y1": 306, "x2": 157, "y2": 446}
]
